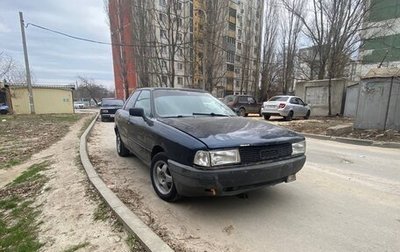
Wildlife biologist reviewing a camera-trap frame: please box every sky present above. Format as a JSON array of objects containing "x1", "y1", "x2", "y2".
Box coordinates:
[{"x1": 0, "y1": 0, "x2": 115, "y2": 89}]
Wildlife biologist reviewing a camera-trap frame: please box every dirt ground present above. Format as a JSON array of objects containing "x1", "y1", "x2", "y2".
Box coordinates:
[
  {"x1": 0, "y1": 114, "x2": 82, "y2": 169},
  {"x1": 88, "y1": 121, "x2": 231, "y2": 252},
  {"x1": 0, "y1": 114, "x2": 133, "y2": 251},
  {"x1": 252, "y1": 116, "x2": 400, "y2": 143}
]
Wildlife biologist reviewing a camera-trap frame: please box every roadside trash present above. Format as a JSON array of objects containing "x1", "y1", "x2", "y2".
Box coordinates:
[{"x1": 1, "y1": 119, "x2": 6, "y2": 122}]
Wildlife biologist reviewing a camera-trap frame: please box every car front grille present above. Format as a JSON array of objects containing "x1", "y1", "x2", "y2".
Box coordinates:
[
  {"x1": 239, "y1": 143, "x2": 293, "y2": 164},
  {"x1": 101, "y1": 108, "x2": 118, "y2": 114}
]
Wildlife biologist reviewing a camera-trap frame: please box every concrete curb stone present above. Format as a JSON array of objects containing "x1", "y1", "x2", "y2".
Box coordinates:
[
  {"x1": 79, "y1": 114, "x2": 174, "y2": 252},
  {"x1": 302, "y1": 133, "x2": 400, "y2": 149}
]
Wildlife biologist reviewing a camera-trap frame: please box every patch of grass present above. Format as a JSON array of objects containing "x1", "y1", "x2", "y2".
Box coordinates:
[
  {"x1": 126, "y1": 234, "x2": 145, "y2": 252},
  {"x1": 0, "y1": 114, "x2": 83, "y2": 170},
  {"x1": 11, "y1": 161, "x2": 49, "y2": 185},
  {"x1": 0, "y1": 161, "x2": 50, "y2": 251},
  {"x1": 63, "y1": 242, "x2": 90, "y2": 252},
  {"x1": 93, "y1": 200, "x2": 109, "y2": 222},
  {"x1": 79, "y1": 114, "x2": 96, "y2": 137},
  {"x1": 2, "y1": 158, "x2": 21, "y2": 169}
]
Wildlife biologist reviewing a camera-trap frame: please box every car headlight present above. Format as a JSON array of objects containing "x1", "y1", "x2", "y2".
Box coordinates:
[
  {"x1": 292, "y1": 141, "x2": 306, "y2": 156},
  {"x1": 194, "y1": 149, "x2": 241, "y2": 167},
  {"x1": 102, "y1": 109, "x2": 108, "y2": 113}
]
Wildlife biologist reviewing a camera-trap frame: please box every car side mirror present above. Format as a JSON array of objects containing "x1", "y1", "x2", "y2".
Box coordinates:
[
  {"x1": 304, "y1": 103, "x2": 308, "y2": 106},
  {"x1": 129, "y1": 108, "x2": 144, "y2": 117}
]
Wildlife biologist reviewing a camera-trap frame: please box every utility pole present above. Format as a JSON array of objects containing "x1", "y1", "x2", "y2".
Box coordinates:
[{"x1": 19, "y1": 11, "x2": 35, "y2": 114}]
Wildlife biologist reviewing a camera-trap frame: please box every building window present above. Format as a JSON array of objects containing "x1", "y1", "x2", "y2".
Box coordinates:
[
  {"x1": 235, "y1": 68, "x2": 240, "y2": 74},
  {"x1": 228, "y1": 22, "x2": 235, "y2": 31},
  {"x1": 162, "y1": 60, "x2": 167, "y2": 68},
  {"x1": 176, "y1": 2, "x2": 182, "y2": 10},
  {"x1": 227, "y1": 52, "x2": 235, "y2": 63},
  {"x1": 236, "y1": 55, "x2": 241, "y2": 62},
  {"x1": 229, "y1": 8, "x2": 236, "y2": 18},
  {"x1": 237, "y1": 42, "x2": 241, "y2": 50},
  {"x1": 227, "y1": 64, "x2": 234, "y2": 71},
  {"x1": 177, "y1": 77, "x2": 183, "y2": 85},
  {"x1": 162, "y1": 75, "x2": 168, "y2": 85},
  {"x1": 159, "y1": 0, "x2": 166, "y2": 6},
  {"x1": 178, "y1": 63, "x2": 183, "y2": 70},
  {"x1": 176, "y1": 18, "x2": 182, "y2": 27},
  {"x1": 238, "y1": 29, "x2": 242, "y2": 36}
]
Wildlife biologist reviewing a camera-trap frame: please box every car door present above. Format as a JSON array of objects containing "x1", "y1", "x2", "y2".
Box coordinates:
[
  {"x1": 296, "y1": 97, "x2": 308, "y2": 116},
  {"x1": 128, "y1": 90, "x2": 153, "y2": 164},
  {"x1": 247, "y1": 97, "x2": 258, "y2": 113},
  {"x1": 289, "y1": 97, "x2": 301, "y2": 117},
  {"x1": 117, "y1": 91, "x2": 141, "y2": 150}
]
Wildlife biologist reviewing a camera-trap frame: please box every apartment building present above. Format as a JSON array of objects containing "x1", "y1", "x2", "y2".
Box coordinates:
[
  {"x1": 109, "y1": 0, "x2": 264, "y2": 97},
  {"x1": 359, "y1": 0, "x2": 400, "y2": 77}
]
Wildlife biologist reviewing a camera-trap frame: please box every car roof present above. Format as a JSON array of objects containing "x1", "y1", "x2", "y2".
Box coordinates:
[{"x1": 135, "y1": 87, "x2": 208, "y2": 93}]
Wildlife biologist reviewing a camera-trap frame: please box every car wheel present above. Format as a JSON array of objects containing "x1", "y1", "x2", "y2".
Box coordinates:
[
  {"x1": 151, "y1": 153, "x2": 180, "y2": 202},
  {"x1": 285, "y1": 111, "x2": 293, "y2": 121},
  {"x1": 304, "y1": 110, "x2": 311, "y2": 120},
  {"x1": 101, "y1": 116, "x2": 105, "y2": 122},
  {"x1": 116, "y1": 131, "x2": 130, "y2": 157},
  {"x1": 238, "y1": 108, "x2": 246, "y2": 117},
  {"x1": 263, "y1": 114, "x2": 270, "y2": 120}
]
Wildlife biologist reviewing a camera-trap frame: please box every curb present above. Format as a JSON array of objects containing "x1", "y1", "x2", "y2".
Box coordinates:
[
  {"x1": 302, "y1": 133, "x2": 400, "y2": 149},
  {"x1": 79, "y1": 114, "x2": 174, "y2": 252}
]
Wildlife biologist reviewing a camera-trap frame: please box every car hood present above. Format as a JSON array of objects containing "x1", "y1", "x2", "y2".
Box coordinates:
[{"x1": 158, "y1": 117, "x2": 303, "y2": 149}]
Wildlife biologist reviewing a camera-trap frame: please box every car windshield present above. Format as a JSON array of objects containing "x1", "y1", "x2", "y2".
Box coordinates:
[
  {"x1": 269, "y1": 96, "x2": 289, "y2": 102},
  {"x1": 154, "y1": 90, "x2": 236, "y2": 118},
  {"x1": 102, "y1": 99, "x2": 123, "y2": 107},
  {"x1": 223, "y1": 95, "x2": 236, "y2": 104}
]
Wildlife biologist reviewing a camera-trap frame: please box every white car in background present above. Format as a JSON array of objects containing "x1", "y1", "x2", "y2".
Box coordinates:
[
  {"x1": 74, "y1": 102, "x2": 85, "y2": 109},
  {"x1": 261, "y1": 96, "x2": 311, "y2": 121}
]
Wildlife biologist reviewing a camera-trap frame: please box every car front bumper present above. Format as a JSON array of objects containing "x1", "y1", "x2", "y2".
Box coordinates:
[
  {"x1": 101, "y1": 113, "x2": 116, "y2": 119},
  {"x1": 168, "y1": 155, "x2": 306, "y2": 197}
]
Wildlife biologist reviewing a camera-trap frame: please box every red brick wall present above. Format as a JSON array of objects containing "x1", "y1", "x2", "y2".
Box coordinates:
[{"x1": 109, "y1": 0, "x2": 137, "y2": 100}]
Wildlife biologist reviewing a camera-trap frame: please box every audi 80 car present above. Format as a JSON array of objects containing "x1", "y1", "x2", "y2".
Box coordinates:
[
  {"x1": 114, "y1": 88, "x2": 306, "y2": 202},
  {"x1": 100, "y1": 98, "x2": 124, "y2": 121}
]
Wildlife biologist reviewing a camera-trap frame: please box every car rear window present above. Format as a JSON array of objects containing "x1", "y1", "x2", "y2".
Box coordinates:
[{"x1": 269, "y1": 96, "x2": 289, "y2": 102}]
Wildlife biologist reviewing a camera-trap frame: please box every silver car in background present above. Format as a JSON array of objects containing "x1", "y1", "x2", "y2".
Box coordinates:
[{"x1": 261, "y1": 96, "x2": 311, "y2": 121}]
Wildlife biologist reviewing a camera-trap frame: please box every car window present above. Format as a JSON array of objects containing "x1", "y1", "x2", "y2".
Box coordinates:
[
  {"x1": 134, "y1": 90, "x2": 151, "y2": 117},
  {"x1": 154, "y1": 90, "x2": 235, "y2": 117},
  {"x1": 269, "y1": 96, "x2": 289, "y2": 102},
  {"x1": 124, "y1": 91, "x2": 141, "y2": 110},
  {"x1": 297, "y1": 98, "x2": 305, "y2": 105},
  {"x1": 290, "y1": 98, "x2": 299, "y2": 104},
  {"x1": 102, "y1": 99, "x2": 124, "y2": 107},
  {"x1": 248, "y1": 97, "x2": 256, "y2": 104},
  {"x1": 238, "y1": 96, "x2": 247, "y2": 103}
]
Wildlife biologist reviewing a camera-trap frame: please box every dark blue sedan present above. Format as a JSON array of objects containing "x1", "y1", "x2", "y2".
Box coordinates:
[{"x1": 114, "y1": 88, "x2": 306, "y2": 202}]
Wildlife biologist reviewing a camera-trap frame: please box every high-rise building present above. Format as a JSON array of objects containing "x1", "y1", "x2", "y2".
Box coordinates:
[
  {"x1": 359, "y1": 0, "x2": 400, "y2": 77},
  {"x1": 108, "y1": 0, "x2": 264, "y2": 98}
]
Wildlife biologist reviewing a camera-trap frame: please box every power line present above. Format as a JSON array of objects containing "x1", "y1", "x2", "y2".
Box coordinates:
[{"x1": 25, "y1": 22, "x2": 192, "y2": 48}]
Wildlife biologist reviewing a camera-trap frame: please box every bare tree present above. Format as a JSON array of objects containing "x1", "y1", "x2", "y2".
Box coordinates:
[
  {"x1": 280, "y1": 0, "x2": 305, "y2": 95},
  {"x1": 76, "y1": 76, "x2": 114, "y2": 104},
  {"x1": 260, "y1": 0, "x2": 280, "y2": 101},
  {"x1": 201, "y1": 0, "x2": 229, "y2": 93},
  {"x1": 0, "y1": 52, "x2": 33, "y2": 84},
  {"x1": 284, "y1": 0, "x2": 383, "y2": 115}
]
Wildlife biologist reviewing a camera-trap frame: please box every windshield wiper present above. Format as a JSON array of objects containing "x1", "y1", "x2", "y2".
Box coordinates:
[{"x1": 192, "y1": 112, "x2": 229, "y2": 117}]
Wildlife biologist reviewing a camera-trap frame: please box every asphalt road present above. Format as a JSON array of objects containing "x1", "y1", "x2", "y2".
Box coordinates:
[{"x1": 89, "y1": 121, "x2": 400, "y2": 252}]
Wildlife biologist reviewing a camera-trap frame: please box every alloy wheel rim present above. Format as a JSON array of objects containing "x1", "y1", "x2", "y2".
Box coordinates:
[{"x1": 153, "y1": 160, "x2": 173, "y2": 195}]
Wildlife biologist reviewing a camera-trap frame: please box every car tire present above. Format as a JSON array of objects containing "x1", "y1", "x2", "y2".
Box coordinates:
[
  {"x1": 101, "y1": 116, "x2": 105, "y2": 122},
  {"x1": 151, "y1": 153, "x2": 180, "y2": 202},
  {"x1": 238, "y1": 108, "x2": 246, "y2": 117},
  {"x1": 285, "y1": 111, "x2": 293, "y2": 121},
  {"x1": 263, "y1": 114, "x2": 270, "y2": 120},
  {"x1": 116, "y1": 131, "x2": 130, "y2": 157},
  {"x1": 304, "y1": 110, "x2": 311, "y2": 120}
]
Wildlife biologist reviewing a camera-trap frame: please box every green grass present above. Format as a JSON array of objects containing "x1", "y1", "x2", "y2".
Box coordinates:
[
  {"x1": 0, "y1": 161, "x2": 50, "y2": 251},
  {"x1": 11, "y1": 161, "x2": 49, "y2": 185},
  {"x1": 63, "y1": 242, "x2": 90, "y2": 252},
  {"x1": 2, "y1": 159, "x2": 22, "y2": 169},
  {"x1": 93, "y1": 201, "x2": 109, "y2": 222}
]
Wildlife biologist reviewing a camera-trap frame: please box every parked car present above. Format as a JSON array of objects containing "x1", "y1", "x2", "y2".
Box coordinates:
[
  {"x1": 100, "y1": 98, "x2": 124, "y2": 121},
  {"x1": 223, "y1": 95, "x2": 262, "y2": 117},
  {"x1": 115, "y1": 88, "x2": 306, "y2": 202},
  {"x1": 0, "y1": 103, "x2": 9, "y2": 114},
  {"x1": 74, "y1": 102, "x2": 85, "y2": 109},
  {"x1": 261, "y1": 96, "x2": 311, "y2": 121}
]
